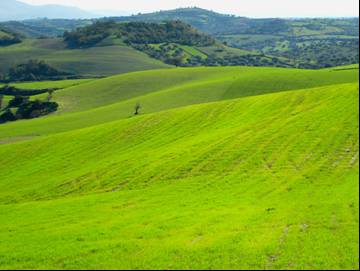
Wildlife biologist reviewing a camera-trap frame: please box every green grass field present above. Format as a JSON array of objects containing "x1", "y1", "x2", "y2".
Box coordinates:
[
  {"x1": 0, "y1": 38, "x2": 170, "y2": 76},
  {"x1": 0, "y1": 65, "x2": 358, "y2": 269},
  {"x1": 1, "y1": 78, "x2": 95, "y2": 89},
  {"x1": 0, "y1": 66, "x2": 357, "y2": 142}
]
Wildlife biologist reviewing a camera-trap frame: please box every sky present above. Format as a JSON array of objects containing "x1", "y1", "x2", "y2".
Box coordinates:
[{"x1": 21, "y1": 0, "x2": 359, "y2": 18}]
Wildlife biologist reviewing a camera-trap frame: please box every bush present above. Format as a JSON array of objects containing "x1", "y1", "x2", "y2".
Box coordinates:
[
  {"x1": 0, "y1": 95, "x2": 59, "y2": 124},
  {"x1": 16, "y1": 100, "x2": 58, "y2": 119},
  {"x1": 8, "y1": 95, "x2": 29, "y2": 108},
  {"x1": 8, "y1": 60, "x2": 71, "y2": 82},
  {"x1": 0, "y1": 109, "x2": 16, "y2": 123}
]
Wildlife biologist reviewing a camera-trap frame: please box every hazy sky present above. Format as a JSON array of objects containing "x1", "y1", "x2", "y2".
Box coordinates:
[{"x1": 21, "y1": 0, "x2": 359, "y2": 18}]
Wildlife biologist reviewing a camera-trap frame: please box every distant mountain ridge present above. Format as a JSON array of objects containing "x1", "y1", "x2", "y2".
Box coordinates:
[{"x1": 0, "y1": 0, "x2": 97, "y2": 21}]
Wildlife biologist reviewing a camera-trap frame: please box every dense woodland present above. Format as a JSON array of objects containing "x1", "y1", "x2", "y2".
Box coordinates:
[{"x1": 63, "y1": 21, "x2": 215, "y2": 48}]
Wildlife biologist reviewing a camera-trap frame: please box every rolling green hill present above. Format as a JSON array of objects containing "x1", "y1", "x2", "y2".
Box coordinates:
[
  {"x1": 1, "y1": 78, "x2": 95, "y2": 90},
  {"x1": 0, "y1": 66, "x2": 358, "y2": 142},
  {"x1": 0, "y1": 80, "x2": 358, "y2": 269},
  {"x1": 52, "y1": 65, "x2": 358, "y2": 114},
  {"x1": 0, "y1": 78, "x2": 95, "y2": 109},
  {"x1": 0, "y1": 38, "x2": 170, "y2": 76}
]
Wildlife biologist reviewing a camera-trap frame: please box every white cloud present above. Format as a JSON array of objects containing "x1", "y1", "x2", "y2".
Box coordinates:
[{"x1": 21, "y1": 0, "x2": 360, "y2": 17}]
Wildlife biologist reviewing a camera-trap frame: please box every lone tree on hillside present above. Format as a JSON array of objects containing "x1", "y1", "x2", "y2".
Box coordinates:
[
  {"x1": 46, "y1": 89, "x2": 55, "y2": 102},
  {"x1": 134, "y1": 102, "x2": 141, "y2": 116}
]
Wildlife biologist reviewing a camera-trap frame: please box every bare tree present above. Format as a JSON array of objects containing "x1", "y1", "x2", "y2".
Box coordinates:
[{"x1": 134, "y1": 103, "x2": 141, "y2": 116}]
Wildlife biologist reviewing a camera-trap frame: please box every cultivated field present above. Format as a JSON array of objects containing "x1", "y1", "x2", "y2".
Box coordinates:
[{"x1": 0, "y1": 65, "x2": 358, "y2": 269}]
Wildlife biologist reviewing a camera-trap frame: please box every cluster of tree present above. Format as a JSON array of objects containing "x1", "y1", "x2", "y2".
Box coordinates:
[
  {"x1": 282, "y1": 39, "x2": 359, "y2": 68},
  {"x1": 133, "y1": 43, "x2": 291, "y2": 68},
  {"x1": 118, "y1": 21, "x2": 215, "y2": 46},
  {"x1": 0, "y1": 90, "x2": 58, "y2": 124},
  {"x1": 63, "y1": 21, "x2": 215, "y2": 49},
  {"x1": 3, "y1": 60, "x2": 73, "y2": 82},
  {"x1": 63, "y1": 21, "x2": 114, "y2": 48},
  {"x1": 132, "y1": 43, "x2": 188, "y2": 66},
  {"x1": 220, "y1": 35, "x2": 359, "y2": 69},
  {"x1": 0, "y1": 35, "x2": 21, "y2": 46},
  {"x1": 0, "y1": 85, "x2": 58, "y2": 96},
  {"x1": 201, "y1": 55, "x2": 291, "y2": 68},
  {"x1": 0, "y1": 29, "x2": 21, "y2": 46}
]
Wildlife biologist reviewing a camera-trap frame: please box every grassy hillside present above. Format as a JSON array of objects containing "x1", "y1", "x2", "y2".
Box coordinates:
[
  {"x1": 0, "y1": 66, "x2": 357, "y2": 142},
  {"x1": 52, "y1": 65, "x2": 358, "y2": 113},
  {"x1": 0, "y1": 82, "x2": 358, "y2": 269},
  {"x1": 0, "y1": 79, "x2": 95, "y2": 109},
  {"x1": 0, "y1": 38, "x2": 170, "y2": 76},
  {"x1": 1, "y1": 78, "x2": 95, "y2": 89}
]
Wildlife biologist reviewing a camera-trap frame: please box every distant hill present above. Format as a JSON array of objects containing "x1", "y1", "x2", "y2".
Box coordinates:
[
  {"x1": 0, "y1": 7, "x2": 358, "y2": 68},
  {"x1": 113, "y1": 8, "x2": 359, "y2": 36},
  {"x1": 61, "y1": 21, "x2": 292, "y2": 68},
  {"x1": 0, "y1": 19, "x2": 93, "y2": 38},
  {"x1": 0, "y1": 0, "x2": 97, "y2": 21},
  {"x1": 112, "y1": 8, "x2": 359, "y2": 68}
]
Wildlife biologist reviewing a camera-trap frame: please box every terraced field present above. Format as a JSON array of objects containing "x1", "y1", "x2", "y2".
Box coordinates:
[{"x1": 0, "y1": 65, "x2": 358, "y2": 269}]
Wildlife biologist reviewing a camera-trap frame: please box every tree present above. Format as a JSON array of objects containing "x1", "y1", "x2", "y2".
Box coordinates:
[
  {"x1": 134, "y1": 103, "x2": 141, "y2": 115},
  {"x1": 46, "y1": 89, "x2": 55, "y2": 102},
  {"x1": 167, "y1": 54, "x2": 186, "y2": 67},
  {"x1": 8, "y1": 95, "x2": 29, "y2": 108}
]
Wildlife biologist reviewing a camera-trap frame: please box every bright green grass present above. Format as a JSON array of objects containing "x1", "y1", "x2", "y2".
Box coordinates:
[
  {"x1": 0, "y1": 66, "x2": 357, "y2": 142},
  {"x1": 0, "y1": 78, "x2": 95, "y2": 90},
  {"x1": 0, "y1": 38, "x2": 170, "y2": 76},
  {"x1": 0, "y1": 83, "x2": 358, "y2": 269},
  {"x1": 0, "y1": 95, "x2": 11, "y2": 109},
  {"x1": 52, "y1": 66, "x2": 359, "y2": 114}
]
